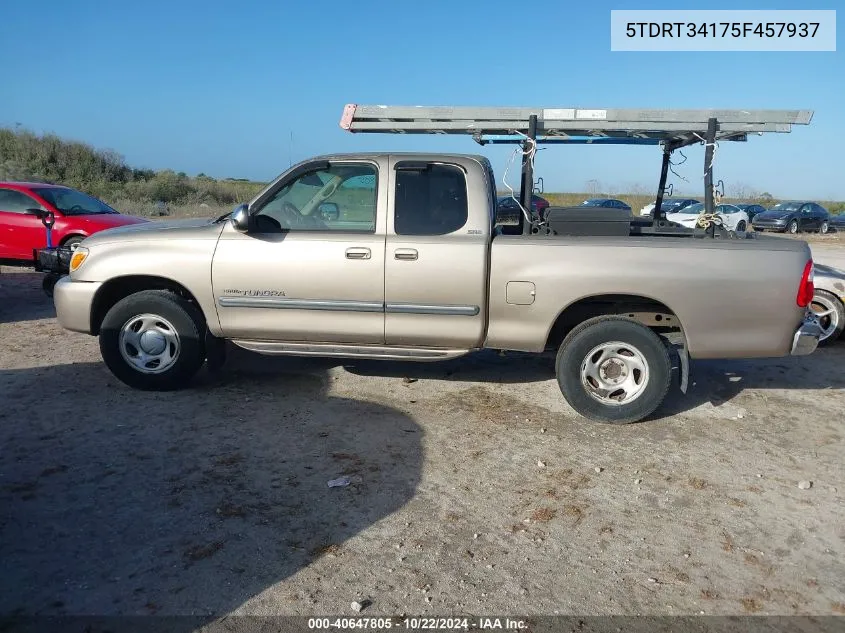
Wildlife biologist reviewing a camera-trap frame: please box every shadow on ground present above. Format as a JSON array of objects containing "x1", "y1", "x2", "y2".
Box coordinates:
[
  {"x1": 0, "y1": 270, "x2": 56, "y2": 324},
  {"x1": 333, "y1": 344, "x2": 845, "y2": 421},
  {"x1": 0, "y1": 352, "x2": 423, "y2": 626}
]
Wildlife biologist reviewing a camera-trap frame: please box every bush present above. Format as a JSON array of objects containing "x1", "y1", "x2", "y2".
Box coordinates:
[{"x1": 0, "y1": 126, "x2": 265, "y2": 206}]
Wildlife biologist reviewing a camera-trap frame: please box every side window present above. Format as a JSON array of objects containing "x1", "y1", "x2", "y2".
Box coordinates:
[
  {"x1": 255, "y1": 163, "x2": 377, "y2": 233},
  {"x1": 0, "y1": 189, "x2": 39, "y2": 213},
  {"x1": 394, "y1": 163, "x2": 468, "y2": 236}
]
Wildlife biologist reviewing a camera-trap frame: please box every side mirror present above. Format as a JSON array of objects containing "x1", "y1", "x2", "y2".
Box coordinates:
[
  {"x1": 230, "y1": 204, "x2": 250, "y2": 232},
  {"x1": 318, "y1": 202, "x2": 339, "y2": 221},
  {"x1": 26, "y1": 207, "x2": 55, "y2": 228}
]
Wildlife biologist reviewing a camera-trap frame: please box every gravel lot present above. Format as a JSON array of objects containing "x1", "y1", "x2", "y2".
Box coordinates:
[{"x1": 1, "y1": 246, "x2": 845, "y2": 622}]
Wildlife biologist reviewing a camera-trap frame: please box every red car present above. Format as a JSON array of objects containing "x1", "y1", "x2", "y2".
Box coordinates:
[{"x1": 0, "y1": 182, "x2": 147, "y2": 265}]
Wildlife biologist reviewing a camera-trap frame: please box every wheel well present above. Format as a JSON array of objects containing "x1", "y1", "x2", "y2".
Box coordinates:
[
  {"x1": 61, "y1": 234, "x2": 86, "y2": 245},
  {"x1": 90, "y1": 275, "x2": 203, "y2": 335},
  {"x1": 545, "y1": 294, "x2": 684, "y2": 351}
]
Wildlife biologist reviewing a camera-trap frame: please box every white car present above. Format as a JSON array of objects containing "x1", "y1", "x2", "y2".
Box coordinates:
[{"x1": 665, "y1": 202, "x2": 750, "y2": 232}]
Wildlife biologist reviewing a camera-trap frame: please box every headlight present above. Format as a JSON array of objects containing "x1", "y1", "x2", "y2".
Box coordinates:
[{"x1": 69, "y1": 247, "x2": 89, "y2": 272}]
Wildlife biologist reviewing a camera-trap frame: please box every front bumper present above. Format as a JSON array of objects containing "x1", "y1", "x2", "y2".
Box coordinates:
[
  {"x1": 791, "y1": 312, "x2": 822, "y2": 356},
  {"x1": 752, "y1": 221, "x2": 787, "y2": 231},
  {"x1": 53, "y1": 276, "x2": 102, "y2": 334}
]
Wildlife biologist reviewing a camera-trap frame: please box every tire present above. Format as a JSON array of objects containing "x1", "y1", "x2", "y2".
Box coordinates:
[
  {"x1": 736, "y1": 221, "x2": 747, "y2": 232},
  {"x1": 99, "y1": 289, "x2": 206, "y2": 390},
  {"x1": 788, "y1": 219, "x2": 799, "y2": 234},
  {"x1": 62, "y1": 235, "x2": 85, "y2": 250},
  {"x1": 820, "y1": 221, "x2": 830, "y2": 235},
  {"x1": 555, "y1": 316, "x2": 672, "y2": 424},
  {"x1": 811, "y1": 290, "x2": 845, "y2": 346}
]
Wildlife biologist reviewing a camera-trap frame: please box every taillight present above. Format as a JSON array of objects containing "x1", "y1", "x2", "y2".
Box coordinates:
[{"x1": 796, "y1": 259, "x2": 814, "y2": 307}]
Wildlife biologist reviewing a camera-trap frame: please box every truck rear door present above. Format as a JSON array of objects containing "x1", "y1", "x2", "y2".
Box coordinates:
[{"x1": 383, "y1": 156, "x2": 491, "y2": 348}]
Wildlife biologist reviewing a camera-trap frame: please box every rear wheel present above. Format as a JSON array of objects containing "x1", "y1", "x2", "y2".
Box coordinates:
[
  {"x1": 555, "y1": 316, "x2": 672, "y2": 424},
  {"x1": 820, "y1": 221, "x2": 830, "y2": 235},
  {"x1": 99, "y1": 290, "x2": 206, "y2": 390},
  {"x1": 736, "y1": 221, "x2": 747, "y2": 232},
  {"x1": 810, "y1": 290, "x2": 845, "y2": 346}
]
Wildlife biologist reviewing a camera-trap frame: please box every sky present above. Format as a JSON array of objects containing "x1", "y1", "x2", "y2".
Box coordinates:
[{"x1": 1, "y1": 0, "x2": 843, "y2": 199}]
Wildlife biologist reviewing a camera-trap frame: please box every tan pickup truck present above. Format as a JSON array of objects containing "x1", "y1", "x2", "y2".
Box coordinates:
[{"x1": 53, "y1": 152, "x2": 821, "y2": 423}]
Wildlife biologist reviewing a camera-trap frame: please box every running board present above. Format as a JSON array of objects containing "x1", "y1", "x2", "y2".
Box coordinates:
[{"x1": 230, "y1": 340, "x2": 473, "y2": 362}]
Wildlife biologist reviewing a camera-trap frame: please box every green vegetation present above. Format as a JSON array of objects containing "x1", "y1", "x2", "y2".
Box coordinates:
[{"x1": 0, "y1": 127, "x2": 265, "y2": 217}]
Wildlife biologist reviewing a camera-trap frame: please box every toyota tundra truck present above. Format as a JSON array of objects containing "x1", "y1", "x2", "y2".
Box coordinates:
[{"x1": 52, "y1": 152, "x2": 821, "y2": 423}]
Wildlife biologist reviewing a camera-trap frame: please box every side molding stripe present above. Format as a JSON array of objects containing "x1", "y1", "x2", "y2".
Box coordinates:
[
  {"x1": 217, "y1": 297, "x2": 383, "y2": 312},
  {"x1": 385, "y1": 303, "x2": 480, "y2": 316},
  {"x1": 217, "y1": 297, "x2": 480, "y2": 316}
]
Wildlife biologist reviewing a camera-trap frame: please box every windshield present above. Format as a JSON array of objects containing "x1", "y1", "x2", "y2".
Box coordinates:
[
  {"x1": 33, "y1": 187, "x2": 116, "y2": 215},
  {"x1": 675, "y1": 202, "x2": 705, "y2": 214},
  {"x1": 581, "y1": 199, "x2": 606, "y2": 206},
  {"x1": 770, "y1": 202, "x2": 801, "y2": 212}
]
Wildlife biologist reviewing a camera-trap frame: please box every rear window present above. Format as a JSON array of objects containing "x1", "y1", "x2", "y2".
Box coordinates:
[{"x1": 394, "y1": 163, "x2": 468, "y2": 235}]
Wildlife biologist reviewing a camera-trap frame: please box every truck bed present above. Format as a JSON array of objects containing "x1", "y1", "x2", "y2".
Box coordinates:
[{"x1": 485, "y1": 231, "x2": 811, "y2": 359}]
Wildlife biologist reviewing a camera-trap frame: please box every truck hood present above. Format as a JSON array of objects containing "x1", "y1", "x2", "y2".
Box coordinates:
[{"x1": 81, "y1": 216, "x2": 223, "y2": 246}]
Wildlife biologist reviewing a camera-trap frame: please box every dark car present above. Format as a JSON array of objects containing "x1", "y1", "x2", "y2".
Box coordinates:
[
  {"x1": 496, "y1": 194, "x2": 550, "y2": 220},
  {"x1": 580, "y1": 198, "x2": 632, "y2": 213},
  {"x1": 733, "y1": 203, "x2": 766, "y2": 222},
  {"x1": 751, "y1": 201, "x2": 831, "y2": 234},
  {"x1": 641, "y1": 197, "x2": 700, "y2": 217},
  {"x1": 830, "y1": 214, "x2": 845, "y2": 232}
]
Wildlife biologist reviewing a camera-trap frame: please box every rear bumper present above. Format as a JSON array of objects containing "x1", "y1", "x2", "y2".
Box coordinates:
[
  {"x1": 53, "y1": 276, "x2": 102, "y2": 334},
  {"x1": 791, "y1": 312, "x2": 822, "y2": 356}
]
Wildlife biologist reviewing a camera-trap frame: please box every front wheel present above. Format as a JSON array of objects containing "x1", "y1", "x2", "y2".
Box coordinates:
[
  {"x1": 555, "y1": 316, "x2": 672, "y2": 424},
  {"x1": 99, "y1": 290, "x2": 206, "y2": 390},
  {"x1": 62, "y1": 235, "x2": 85, "y2": 250},
  {"x1": 810, "y1": 290, "x2": 845, "y2": 346},
  {"x1": 788, "y1": 219, "x2": 799, "y2": 234}
]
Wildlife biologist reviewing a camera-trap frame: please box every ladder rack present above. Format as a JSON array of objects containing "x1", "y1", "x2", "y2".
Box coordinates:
[
  {"x1": 340, "y1": 104, "x2": 812, "y2": 146},
  {"x1": 338, "y1": 103, "x2": 814, "y2": 234}
]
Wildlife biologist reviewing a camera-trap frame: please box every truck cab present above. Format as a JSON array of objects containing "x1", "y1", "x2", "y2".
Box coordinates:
[{"x1": 211, "y1": 153, "x2": 496, "y2": 352}]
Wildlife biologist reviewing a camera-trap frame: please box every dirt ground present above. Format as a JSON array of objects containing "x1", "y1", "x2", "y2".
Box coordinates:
[{"x1": 1, "y1": 252, "x2": 845, "y2": 622}]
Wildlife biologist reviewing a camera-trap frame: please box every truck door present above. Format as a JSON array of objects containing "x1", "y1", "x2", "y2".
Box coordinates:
[
  {"x1": 211, "y1": 158, "x2": 387, "y2": 344},
  {"x1": 384, "y1": 157, "x2": 490, "y2": 348}
]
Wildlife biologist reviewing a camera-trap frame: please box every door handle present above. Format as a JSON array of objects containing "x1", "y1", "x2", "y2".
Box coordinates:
[
  {"x1": 394, "y1": 248, "x2": 418, "y2": 261},
  {"x1": 345, "y1": 247, "x2": 371, "y2": 260}
]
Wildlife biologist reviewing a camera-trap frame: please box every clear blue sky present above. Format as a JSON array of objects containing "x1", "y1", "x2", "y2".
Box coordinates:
[{"x1": 1, "y1": 0, "x2": 842, "y2": 198}]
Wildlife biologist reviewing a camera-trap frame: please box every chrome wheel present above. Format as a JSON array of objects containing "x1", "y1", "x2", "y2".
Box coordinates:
[
  {"x1": 810, "y1": 295, "x2": 841, "y2": 342},
  {"x1": 118, "y1": 313, "x2": 181, "y2": 374},
  {"x1": 580, "y1": 341, "x2": 650, "y2": 405},
  {"x1": 789, "y1": 220, "x2": 799, "y2": 234},
  {"x1": 820, "y1": 221, "x2": 830, "y2": 235}
]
